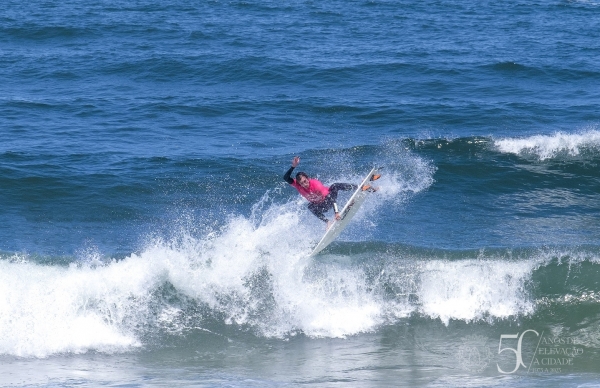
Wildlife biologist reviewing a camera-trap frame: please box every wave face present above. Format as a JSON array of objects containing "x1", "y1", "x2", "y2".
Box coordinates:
[{"x1": 2, "y1": 134, "x2": 600, "y2": 359}]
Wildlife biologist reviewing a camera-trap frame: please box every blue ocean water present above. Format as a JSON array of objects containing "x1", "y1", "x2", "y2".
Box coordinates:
[{"x1": 2, "y1": 0, "x2": 600, "y2": 386}]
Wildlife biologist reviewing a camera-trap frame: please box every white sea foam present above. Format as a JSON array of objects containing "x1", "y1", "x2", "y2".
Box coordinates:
[
  {"x1": 149, "y1": 202, "x2": 386, "y2": 339},
  {"x1": 0, "y1": 227, "x2": 542, "y2": 357},
  {"x1": 416, "y1": 259, "x2": 536, "y2": 325},
  {"x1": 0, "y1": 204, "x2": 380, "y2": 357},
  {"x1": 0, "y1": 260, "x2": 144, "y2": 358},
  {"x1": 494, "y1": 129, "x2": 600, "y2": 160}
]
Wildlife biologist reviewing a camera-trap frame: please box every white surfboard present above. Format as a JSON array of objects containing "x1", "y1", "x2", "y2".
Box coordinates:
[{"x1": 309, "y1": 168, "x2": 379, "y2": 256}]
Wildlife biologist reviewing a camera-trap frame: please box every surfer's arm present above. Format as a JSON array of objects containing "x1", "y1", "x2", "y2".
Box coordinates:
[
  {"x1": 283, "y1": 166, "x2": 295, "y2": 184},
  {"x1": 283, "y1": 156, "x2": 300, "y2": 184}
]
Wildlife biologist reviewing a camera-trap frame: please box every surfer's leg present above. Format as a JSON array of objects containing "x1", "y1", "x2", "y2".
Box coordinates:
[
  {"x1": 328, "y1": 183, "x2": 357, "y2": 201},
  {"x1": 308, "y1": 202, "x2": 329, "y2": 223}
]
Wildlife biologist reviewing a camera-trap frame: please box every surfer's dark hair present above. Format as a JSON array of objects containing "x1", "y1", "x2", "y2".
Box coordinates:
[{"x1": 295, "y1": 172, "x2": 309, "y2": 181}]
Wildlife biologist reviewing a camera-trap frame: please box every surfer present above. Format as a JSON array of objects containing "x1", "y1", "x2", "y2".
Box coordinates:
[{"x1": 284, "y1": 156, "x2": 366, "y2": 227}]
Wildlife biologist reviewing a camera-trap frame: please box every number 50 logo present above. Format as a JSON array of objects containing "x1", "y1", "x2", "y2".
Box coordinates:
[{"x1": 497, "y1": 330, "x2": 540, "y2": 374}]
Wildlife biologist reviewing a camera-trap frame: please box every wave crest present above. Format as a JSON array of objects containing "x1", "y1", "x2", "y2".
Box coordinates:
[{"x1": 494, "y1": 129, "x2": 600, "y2": 160}]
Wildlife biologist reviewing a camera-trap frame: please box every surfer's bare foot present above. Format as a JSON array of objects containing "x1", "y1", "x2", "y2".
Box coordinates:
[{"x1": 362, "y1": 185, "x2": 378, "y2": 192}]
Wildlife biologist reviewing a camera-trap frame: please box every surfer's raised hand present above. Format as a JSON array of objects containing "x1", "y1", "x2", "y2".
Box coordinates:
[{"x1": 292, "y1": 156, "x2": 300, "y2": 167}]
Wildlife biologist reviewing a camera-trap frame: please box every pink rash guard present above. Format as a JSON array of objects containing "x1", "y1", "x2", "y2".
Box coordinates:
[
  {"x1": 291, "y1": 178, "x2": 329, "y2": 203},
  {"x1": 284, "y1": 165, "x2": 357, "y2": 223}
]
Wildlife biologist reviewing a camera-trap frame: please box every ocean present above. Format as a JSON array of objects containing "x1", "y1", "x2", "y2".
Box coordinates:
[{"x1": 1, "y1": 0, "x2": 600, "y2": 386}]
